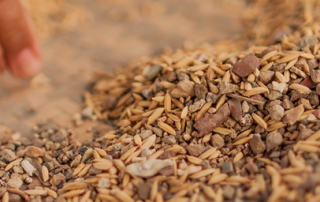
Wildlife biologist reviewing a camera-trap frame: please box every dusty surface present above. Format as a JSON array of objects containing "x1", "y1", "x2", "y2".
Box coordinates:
[{"x1": 0, "y1": 0, "x2": 243, "y2": 141}]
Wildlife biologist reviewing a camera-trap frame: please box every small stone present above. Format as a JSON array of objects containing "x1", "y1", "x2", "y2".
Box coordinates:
[
  {"x1": 25, "y1": 177, "x2": 32, "y2": 184},
  {"x1": 266, "y1": 131, "x2": 283, "y2": 152},
  {"x1": 144, "y1": 64, "x2": 162, "y2": 80},
  {"x1": 283, "y1": 104, "x2": 305, "y2": 125},
  {"x1": 266, "y1": 90, "x2": 282, "y2": 100},
  {"x1": 271, "y1": 63, "x2": 286, "y2": 72},
  {"x1": 218, "y1": 81, "x2": 239, "y2": 94},
  {"x1": 142, "y1": 89, "x2": 153, "y2": 99},
  {"x1": 3, "y1": 149, "x2": 16, "y2": 162},
  {"x1": 194, "y1": 103, "x2": 230, "y2": 137},
  {"x1": 223, "y1": 185, "x2": 235, "y2": 200},
  {"x1": 232, "y1": 53, "x2": 261, "y2": 77},
  {"x1": 298, "y1": 35, "x2": 318, "y2": 49},
  {"x1": 240, "y1": 114, "x2": 253, "y2": 128},
  {"x1": 25, "y1": 146, "x2": 44, "y2": 157},
  {"x1": 300, "y1": 76, "x2": 317, "y2": 89},
  {"x1": 272, "y1": 81, "x2": 287, "y2": 93},
  {"x1": 186, "y1": 144, "x2": 206, "y2": 157},
  {"x1": 163, "y1": 135, "x2": 176, "y2": 145},
  {"x1": 165, "y1": 72, "x2": 177, "y2": 82},
  {"x1": 259, "y1": 71, "x2": 275, "y2": 84},
  {"x1": 13, "y1": 165, "x2": 24, "y2": 174},
  {"x1": 97, "y1": 178, "x2": 111, "y2": 188},
  {"x1": 185, "y1": 120, "x2": 193, "y2": 135},
  {"x1": 221, "y1": 161, "x2": 234, "y2": 173},
  {"x1": 290, "y1": 66, "x2": 306, "y2": 78},
  {"x1": 206, "y1": 92, "x2": 221, "y2": 104},
  {"x1": 250, "y1": 134, "x2": 266, "y2": 154},
  {"x1": 139, "y1": 130, "x2": 153, "y2": 140},
  {"x1": 177, "y1": 72, "x2": 190, "y2": 81},
  {"x1": 224, "y1": 118, "x2": 237, "y2": 128},
  {"x1": 81, "y1": 148, "x2": 93, "y2": 163},
  {"x1": 316, "y1": 84, "x2": 320, "y2": 95},
  {"x1": 137, "y1": 182, "x2": 151, "y2": 200},
  {"x1": 189, "y1": 99, "x2": 206, "y2": 113},
  {"x1": 21, "y1": 160, "x2": 36, "y2": 176},
  {"x1": 194, "y1": 83, "x2": 208, "y2": 100},
  {"x1": 309, "y1": 66, "x2": 320, "y2": 83},
  {"x1": 159, "y1": 151, "x2": 176, "y2": 159},
  {"x1": 298, "y1": 98, "x2": 313, "y2": 110},
  {"x1": 242, "y1": 101, "x2": 250, "y2": 114},
  {"x1": 227, "y1": 98, "x2": 242, "y2": 122},
  {"x1": 313, "y1": 109, "x2": 320, "y2": 119},
  {"x1": 268, "y1": 105, "x2": 284, "y2": 121},
  {"x1": 290, "y1": 89, "x2": 308, "y2": 102},
  {"x1": 308, "y1": 92, "x2": 319, "y2": 106},
  {"x1": 295, "y1": 57, "x2": 307, "y2": 68},
  {"x1": 282, "y1": 98, "x2": 294, "y2": 109},
  {"x1": 171, "y1": 79, "x2": 195, "y2": 98},
  {"x1": 52, "y1": 173, "x2": 66, "y2": 186},
  {"x1": 210, "y1": 134, "x2": 225, "y2": 149},
  {"x1": 307, "y1": 114, "x2": 318, "y2": 123},
  {"x1": 298, "y1": 128, "x2": 314, "y2": 140},
  {"x1": 126, "y1": 159, "x2": 173, "y2": 178},
  {"x1": 7, "y1": 177, "x2": 23, "y2": 189}
]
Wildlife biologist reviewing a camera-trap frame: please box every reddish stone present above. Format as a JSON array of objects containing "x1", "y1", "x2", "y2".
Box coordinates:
[
  {"x1": 194, "y1": 103, "x2": 230, "y2": 137},
  {"x1": 250, "y1": 94, "x2": 267, "y2": 104},
  {"x1": 227, "y1": 98, "x2": 242, "y2": 122},
  {"x1": 283, "y1": 104, "x2": 305, "y2": 125},
  {"x1": 232, "y1": 53, "x2": 261, "y2": 77},
  {"x1": 313, "y1": 109, "x2": 320, "y2": 119},
  {"x1": 301, "y1": 76, "x2": 317, "y2": 89}
]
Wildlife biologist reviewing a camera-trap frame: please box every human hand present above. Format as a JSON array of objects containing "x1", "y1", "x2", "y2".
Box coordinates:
[{"x1": 0, "y1": 0, "x2": 41, "y2": 78}]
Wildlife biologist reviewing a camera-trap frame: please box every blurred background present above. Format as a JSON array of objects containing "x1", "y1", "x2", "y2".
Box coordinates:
[{"x1": 0, "y1": 0, "x2": 319, "y2": 141}]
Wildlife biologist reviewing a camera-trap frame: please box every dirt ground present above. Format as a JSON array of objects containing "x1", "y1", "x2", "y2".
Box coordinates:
[{"x1": 0, "y1": 0, "x2": 244, "y2": 141}]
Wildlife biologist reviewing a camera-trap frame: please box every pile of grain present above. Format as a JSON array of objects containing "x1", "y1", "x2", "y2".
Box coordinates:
[{"x1": 0, "y1": 19, "x2": 320, "y2": 201}]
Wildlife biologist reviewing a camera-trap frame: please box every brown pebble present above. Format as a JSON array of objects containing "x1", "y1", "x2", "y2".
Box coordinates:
[
  {"x1": 194, "y1": 103, "x2": 230, "y2": 137},
  {"x1": 232, "y1": 53, "x2": 261, "y2": 77},
  {"x1": 268, "y1": 105, "x2": 284, "y2": 121},
  {"x1": 250, "y1": 134, "x2": 266, "y2": 154},
  {"x1": 266, "y1": 131, "x2": 283, "y2": 152},
  {"x1": 282, "y1": 98, "x2": 294, "y2": 109},
  {"x1": 137, "y1": 182, "x2": 151, "y2": 200},
  {"x1": 171, "y1": 79, "x2": 195, "y2": 98},
  {"x1": 300, "y1": 76, "x2": 317, "y2": 89},
  {"x1": 282, "y1": 104, "x2": 305, "y2": 125},
  {"x1": 25, "y1": 146, "x2": 44, "y2": 157},
  {"x1": 227, "y1": 98, "x2": 242, "y2": 122},
  {"x1": 186, "y1": 144, "x2": 206, "y2": 157},
  {"x1": 194, "y1": 83, "x2": 208, "y2": 100},
  {"x1": 210, "y1": 134, "x2": 225, "y2": 149}
]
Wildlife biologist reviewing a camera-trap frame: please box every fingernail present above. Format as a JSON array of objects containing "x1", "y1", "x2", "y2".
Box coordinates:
[{"x1": 12, "y1": 48, "x2": 41, "y2": 78}]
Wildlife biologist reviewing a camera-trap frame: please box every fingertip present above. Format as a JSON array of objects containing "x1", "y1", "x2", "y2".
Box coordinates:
[{"x1": 9, "y1": 47, "x2": 42, "y2": 78}]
